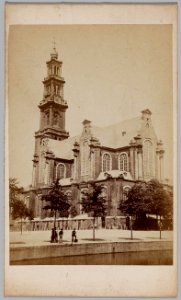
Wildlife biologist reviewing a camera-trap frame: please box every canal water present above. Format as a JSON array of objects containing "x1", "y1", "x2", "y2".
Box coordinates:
[{"x1": 11, "y1": 250, "x2": 172, "y2": 265}]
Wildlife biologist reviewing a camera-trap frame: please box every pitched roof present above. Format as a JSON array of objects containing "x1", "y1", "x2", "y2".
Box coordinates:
[
  {"x1": 47, "y1": 115, "x2": 152, "y2": 159},
  {"x1": 91, "y1": 117, "x2": 141, "y2": 148},
  {"x1": 48, "y1": 136, "x2": 78, "y2": 160}
]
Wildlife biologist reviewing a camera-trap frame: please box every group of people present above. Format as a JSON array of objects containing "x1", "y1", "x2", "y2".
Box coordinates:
[{"x1": 50, "y1": 227, "x2": 78, "y2": 243}]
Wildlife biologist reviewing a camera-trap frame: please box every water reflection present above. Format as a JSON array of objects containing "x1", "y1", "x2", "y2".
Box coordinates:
[{"x1": 11, "y1": 250, "x2": 173, "y2": 265}]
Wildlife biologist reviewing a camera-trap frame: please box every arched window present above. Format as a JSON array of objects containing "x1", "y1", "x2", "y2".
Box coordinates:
[
  {"x1": 119, "y1": 153, "x2": 128, "y2": 171},
  {"x1": 102, "y1": 153, "x2": 111, "y2": 172},
  {"x1": 44, "y1": 162, "x2": 49, "y2": 185},
  {"x1": 43, "y1": 111, "x2": 49, "y2": 126},
  {"x1": 122, "y1": 186, "x2": 131, "y2": 201},
  {"x1": 53, "y1": 112, "x2": 59, "y2": 126},
  {"x1": 143, "y1": 139, "x2": 154, "y2": 180},
  {"x1": 40, "y1": 152, "x2": 46, "y2": 184},
  {"x1": 81, "y1": 141, "x2": 89, "y2": 176},
  {"x1": 56, "y1": 163, "x2": 66, "y2": 179},
  {"x1": 65, "y1": 190, "x2": 72, "y2": 204},
  {"x1": 101, "y1": 185, "x2": 108, "y2": 201}
]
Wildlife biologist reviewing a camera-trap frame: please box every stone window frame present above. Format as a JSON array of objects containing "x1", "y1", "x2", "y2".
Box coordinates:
[
  {"x1": 65, "y1": 189, "x2": 72, "y2": 204},
  {"x1": 118, "y1": 152, "x2": 129, "y2": 172},
  {"x1": 122, "y1": 185, "x2": 131, "y2": 201},
  {"x1": 80, "y1": 140, "x2": 90, "y2": 176},
  {"x1": 56, "y1": 162, "x2": 66, "y2": 179},
  {"x1": 143, "y1": 138, "x2": 154, "y2": 179},
  {"x1": 102, "y1": 152, "x2": 112, "y2": 172}
]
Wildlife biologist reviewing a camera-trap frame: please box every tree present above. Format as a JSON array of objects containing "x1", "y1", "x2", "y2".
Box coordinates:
[
  {"x1": 9, "y1": 178, "x2": 31, "y2": 234},
  {"x1": 11, "y1": 199, "x2": 33, "y2": 234},
  {"x1": 119, "y1": 179, "x2": 173, "y2": 239},
  {"x1": 41, "y1": 179, "x2": 70, "y2": 228},
  {"x1": 9, "y1": 178, "x2": 24, "y2": 215},
  {"x1": 69, "y1": 205, "x2": 78, "y2": 218},
  {"x1": 147, "y1": 179, "x2": 173, "y2": 239},
  {"x1": 119, "y1": 181, "x2": 151, "y2": 238},
  {"x1": 81, "y1": 183, "x2": 107, "y2": 240},
  {"x1": 119, "y1": 181, "x2": 151, "y2": 217}
]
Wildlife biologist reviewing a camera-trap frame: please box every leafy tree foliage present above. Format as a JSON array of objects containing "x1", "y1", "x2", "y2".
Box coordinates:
[
  {"x1": 9, "y1": 178, "x2": 24, "y2": 208},
  {"x1": 41, "y1": 179, "x2": 70, "y2": 227},
  {"x1": 119, "y1": 181, "x2": 150, "y2": 218},
  {"x1": 119, "y1": 179, "x2": 173, "y2": 238},
  {"x1": 119, "y1": 180, "x2": 172, "y2": 218},
  {"x1": 147, "y1": 179, "x2": 172, "y2": 219},
  {"x1": 69, "y1": 205, "x2": 78, "y2": 218},
  {"x1": 9, "y1": 178, "x2": 34, "y2": 233},
  {"x1": 81, "y1": 183, "x2": 107, "y2": 240},
  {"x1": 11, "y1": 199, "x2": 32, "y2": 220},
  {"x1": 147, "y1": 179, "x2": 173, "y2": 238}
]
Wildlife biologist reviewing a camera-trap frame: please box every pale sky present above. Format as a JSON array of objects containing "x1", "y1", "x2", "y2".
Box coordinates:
[{"x1": 8, "y1": 25, "x2": 173, "y2": 187}]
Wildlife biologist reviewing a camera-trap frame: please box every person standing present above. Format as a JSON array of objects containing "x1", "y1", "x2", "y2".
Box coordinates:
[
  {"x1": 51, "y1": 227, "x2": 58, "y2": 243},
  {"x1": 54, "y1": 227, "x2": 58, "y2": 243},
  {"x1": 50, "y1": 228, "x2": 54, "y2": 243},
  {"x1": 59, "y1": 229, "x2": 63, "y2": 243},
  {"x1": 72, "y1": 229, "x2": 76, "y2": 243}
]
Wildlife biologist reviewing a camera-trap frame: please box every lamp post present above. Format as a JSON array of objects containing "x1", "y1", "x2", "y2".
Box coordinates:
[
  {"x1": 130, "y1": 215, "x2": 133, "y2": 240},
  {"x1": 118, "y1": 173, "x2": 124, "y2": 213}
]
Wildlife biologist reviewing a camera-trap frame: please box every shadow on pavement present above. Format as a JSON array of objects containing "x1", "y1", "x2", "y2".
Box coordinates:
[
  {"x1": 145, "y1": 237, "x2": 167, "y2": 240},
  {"x1": 10, "y1": 242, "x2": 26, "y2": 244},
  {"x1": 81, "y1": 238, "x2": 106, "y2": 241},
  {"x1": 118, "y1": 238, "x2": 142, "y2": 241}
]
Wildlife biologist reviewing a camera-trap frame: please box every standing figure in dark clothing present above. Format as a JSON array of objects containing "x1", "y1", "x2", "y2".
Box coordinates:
[
  {"x1": 72, "y1": 229, "x2": 76, "y2": 243},
  {"x1": 59, "y1": 229, "x2": 63, "y2": 243},
  {"x1": 51, "y1": 228, "x2": 55, "y2": 243},
  {"x1": 51, "y1": 227, "x2": 58, "y2": 243},
  {"x1": 54, "y1": 227, "x2": 58, "y2": 243}
]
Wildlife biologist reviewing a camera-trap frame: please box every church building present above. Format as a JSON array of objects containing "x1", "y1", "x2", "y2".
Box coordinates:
[{"x1": 28, "y1": 47, "x2": 165, "y2": 218}]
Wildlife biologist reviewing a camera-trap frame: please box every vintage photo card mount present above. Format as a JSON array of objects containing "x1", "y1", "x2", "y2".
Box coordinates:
[{"x1": 5, "y1": 3, "x2": 177, "y2": 297}]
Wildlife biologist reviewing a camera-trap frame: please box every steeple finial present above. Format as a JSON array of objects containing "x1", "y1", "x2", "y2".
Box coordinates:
[
  {"x1": 53, "y1": 39, "x2": 56, "y2": 49},
  {"x1": 51, "y1": 39, "x2": 58, "y2": 59}
]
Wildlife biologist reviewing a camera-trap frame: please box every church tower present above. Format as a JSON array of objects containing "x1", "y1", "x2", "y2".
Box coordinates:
[
  {"x1": 35, "y1": 45, "x2": 69, "y2": 141},
  {"x1": 32, "y1": 46, "x2": 69, "y2": 188}
]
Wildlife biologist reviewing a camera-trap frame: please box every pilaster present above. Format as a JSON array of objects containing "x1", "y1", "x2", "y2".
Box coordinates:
[{"x1": 137, "y1": 146, "x2": 143, "y2": 180}]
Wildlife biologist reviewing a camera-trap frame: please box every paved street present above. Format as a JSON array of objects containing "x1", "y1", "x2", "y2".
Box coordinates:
[{"x1": 10, "y1": 229, "x2": 173, "y2": 248}]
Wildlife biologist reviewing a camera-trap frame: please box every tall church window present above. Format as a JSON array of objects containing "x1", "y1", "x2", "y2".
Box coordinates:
[
  {"x1": 40, "y1": 152, "x2": 46, "y2": 184},
  {"x1": 81, "y1": 141, "x2": 90, "y2": 176},
  {"x1": 47, "y1": 85, "x2": 50, "y2": 95},
  {"x1": 122, "y1": 186, "x2": 131, "y2": 201},
  {"x1": 53, "y1": 112, "x2": 59, "y2": 126},
  {"x1": 65, "y1": 190, "x2": 72, "y2": 205},
  {"x1": 102, "y1": 153, "x2": 111, "y2": 172},
  {"x1": 119, "y1": 153, "x2": 128, "y2": 172},
  {"x1": 56, "y1": 163, "x2": 66, "y2": 179},
  {"x1": 45, "y1": 111, "x2": 49, "y2": 126},
  {"x1": 143, "y1": 139, "x2": 154, "y2": 180},
  {"x1": 44, "y1": 162, "x2": 49, "y2": 185}
]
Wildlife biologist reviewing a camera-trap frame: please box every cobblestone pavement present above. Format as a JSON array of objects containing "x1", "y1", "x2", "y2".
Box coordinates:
[{"x1": 9, "y1": 229, "x2": 173, "y2": 248}]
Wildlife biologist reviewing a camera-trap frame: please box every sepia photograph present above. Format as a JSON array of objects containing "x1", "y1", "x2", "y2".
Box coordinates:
[{"x1": 5, "y1": 3, "x2": 177, "y2": 297}]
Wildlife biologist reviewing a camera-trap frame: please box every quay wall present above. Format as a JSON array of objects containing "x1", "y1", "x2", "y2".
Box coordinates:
[{"x1": 10, "y1": 240, "x2": 173, "y2": 262}]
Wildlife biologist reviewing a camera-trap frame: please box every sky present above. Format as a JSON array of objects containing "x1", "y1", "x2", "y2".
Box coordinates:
[{"x1": 8, "y1": 25, "x2": 173, "y2": 187}]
